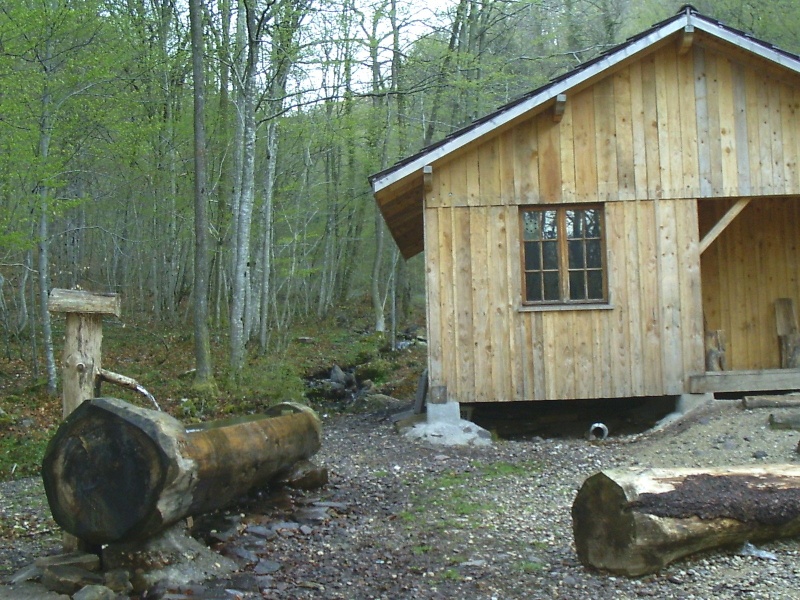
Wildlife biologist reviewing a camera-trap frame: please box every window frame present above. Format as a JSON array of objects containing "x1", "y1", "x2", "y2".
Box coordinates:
[{"x1": 519, "y1": 204, "x2": 608, "y2": 307}]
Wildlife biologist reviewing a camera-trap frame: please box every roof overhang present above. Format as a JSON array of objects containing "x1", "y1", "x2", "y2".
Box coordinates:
[{"x1": 370, "y1": 7, "x2": 800, "y2": 258}]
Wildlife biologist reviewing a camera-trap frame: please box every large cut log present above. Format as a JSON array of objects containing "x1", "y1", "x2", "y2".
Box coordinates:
[
  {"x1": 42, "y1": 397, "x2": 322, "y2": 545},
  {"x1": 572, "y1": 465, "x2": 800, "y2": 576}
]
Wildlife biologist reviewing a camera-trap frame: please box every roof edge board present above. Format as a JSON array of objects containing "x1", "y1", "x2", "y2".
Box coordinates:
[
  {"x1": 371, "y1": 17, "x2": 689, "y2": 195},
  {"x1": 689, "y1": 14, "x2": 800, "y2": 72}
]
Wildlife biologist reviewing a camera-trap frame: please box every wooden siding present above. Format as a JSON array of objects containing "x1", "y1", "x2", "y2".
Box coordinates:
[
  {"x1": 422, "y1": 39, "x2": 799, "y2": 402},
  {"x1": 700, "y1": 197, "x2": 800, "y2": 371},
  {"x1": 426, "y1": 43, "x2": 800, "y2": 209},
  {"x1": 424, "y1": 200, "x2": 704, "y2": 402}
]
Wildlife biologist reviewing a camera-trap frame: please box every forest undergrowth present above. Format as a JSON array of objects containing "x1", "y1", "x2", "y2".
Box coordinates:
[{"x1": 0, "y1": 295, "x2": 427, "y2": 482}]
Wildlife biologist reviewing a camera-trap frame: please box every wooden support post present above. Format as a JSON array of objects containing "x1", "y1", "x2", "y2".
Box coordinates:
[
  {"x1": 48, "y1": 289, "x2": 121, "y2": 416},
  {"x1": 47, "y1": 289, "x2": 121, "y2": 550},
  {"x1": 775, "y1": 298, "x2": 800, "y2": 369},
  {"x1": 704, "y1": 329, "x2": 726, "y2": 371}
]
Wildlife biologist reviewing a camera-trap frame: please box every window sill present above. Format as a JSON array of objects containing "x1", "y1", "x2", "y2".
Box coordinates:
[{"x1": 518, "y1": 303, "x2": 614, "y2": 313}]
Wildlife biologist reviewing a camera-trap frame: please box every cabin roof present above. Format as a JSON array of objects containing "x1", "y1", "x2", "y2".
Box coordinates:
[{"x1": 370, "y1": 5, "x2": 800, "y2": 259}]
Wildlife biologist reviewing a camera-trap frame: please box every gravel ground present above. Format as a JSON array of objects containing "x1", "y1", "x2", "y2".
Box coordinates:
[{"x1": 2, "y1": 398, "x2": 800, "y2": 599}]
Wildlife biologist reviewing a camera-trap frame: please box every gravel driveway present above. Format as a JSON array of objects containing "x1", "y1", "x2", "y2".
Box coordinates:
[{"x1": 2, "y1": 398, "x2": 800, "y2": 599}]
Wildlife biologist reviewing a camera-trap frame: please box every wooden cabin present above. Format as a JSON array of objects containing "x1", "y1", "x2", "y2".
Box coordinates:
[{"x1": 370, "y1": 7, "x2": 800, "y2": 407}]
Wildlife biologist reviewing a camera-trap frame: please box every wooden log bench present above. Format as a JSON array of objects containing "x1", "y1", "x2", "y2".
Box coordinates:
[
  {"x1": 572, "y1": 465, "x2": 800, "y2": 576},
  {"x1": 42, "y1": 397, "x2": 322, "y2": 546}
]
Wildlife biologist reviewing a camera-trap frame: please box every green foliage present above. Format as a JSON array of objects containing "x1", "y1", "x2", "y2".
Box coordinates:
[{"x1": 0, "y1": 430, "x2": 50, "y2": 480}]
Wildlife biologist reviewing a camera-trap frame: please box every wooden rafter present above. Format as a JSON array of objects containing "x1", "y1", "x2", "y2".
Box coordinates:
[
  {"x1": 699, "y1": 198, "x2": 751, "y2": 254},
  {"x1": 553, "y1": 94, "x2": 567, "y2": 123},
  {"x1": 678, "y1": 24, "x2": 695, "y2": 54}
]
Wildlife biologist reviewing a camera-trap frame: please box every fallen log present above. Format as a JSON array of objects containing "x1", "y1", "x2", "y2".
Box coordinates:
[
  {"x1": 572, "y1": 465, "x2": 800, "y2": 576},
  {"x1": 42, "y1": 397, "x2": 322, "y2": 545},
  {"x1": 768, "y1": 411, "x2": 800, "y2": 431}
]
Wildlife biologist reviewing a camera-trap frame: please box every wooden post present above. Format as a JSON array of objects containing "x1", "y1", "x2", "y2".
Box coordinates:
[
  {"x1": 775, "y1": 299, "x2": 800, "y2": 369},
  {"x1": 704, "y1": 330, "x2": 726, "y2": 371},
  {"x1": 47, "y1": 289, "x2": 121, "y2": 550},
  {"x1": 47, "y1": 289, "x2": 121, "y2": 417}
]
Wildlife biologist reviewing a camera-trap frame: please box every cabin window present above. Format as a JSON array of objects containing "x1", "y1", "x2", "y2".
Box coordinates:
[{"x1": 521, "y1": 206, "x2": 606, "y2": 304}]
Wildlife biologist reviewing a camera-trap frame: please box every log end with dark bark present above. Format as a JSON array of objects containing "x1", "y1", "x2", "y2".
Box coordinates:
[
  {"x1": 42, "y1": 398, "x2": 324, "y2": 545},
  {"x1": 42, "y1": 398, "x2": 187, "y2": 545}
]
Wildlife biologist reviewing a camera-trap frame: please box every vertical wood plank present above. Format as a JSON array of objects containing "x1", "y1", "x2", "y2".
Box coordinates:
[
  {"x1": 531, "y1": 312, "x2": 546, "y2": 400},
  {"x1": 781, "y1": 84, "x2": 799, "y2": 193},
  {"x1": 757, "y1": 72, "x2": 774, "y2": 195},
  {"x1": 558, "y1": 91, "x2": 576, "y2": 202},
  {"x1": 639, "y1": 201, "x2": 662, "y2": 394},
  {"x1": 659, "y1": 50, "x2": 684, "y2": 198},
  {"x1": 614, "y1": 67, "x2": 636, "y2": 201},
  {"x1": 437, "y1": 160, "x2": 452, "y2": 209},
  {"x1": 538, "y1": 120, "x2": 562, "y2": 203},
  {"x1": 656, "y1": 200, "x2": 683, "y2": 393},
  {"x1": 454, "y1": 208, "x2": 474, "y2": 401},
  {"x1": 572, "y1": 87, "x2": 597, "y2": 202},
  {"x1": 424, "y1": 207, "x2": 443, "y2": 385},
  {"x1": 677, "y1": 49, "x2": 698, "y2": 197},
  {"x1": 467, "y1": 146, "x2": 481, "y2": 207},
  {"x1": 498, "y1": 130, "x2": 516, "y2": 205},
  {"x1": 641, "y1": 55, "x2": 662, "y2": 199},
  {"x1": 514, "y1": 119, "x2": 540, "y2": 204},
  {"x1": 654, "y1": 52, "x2": 673, "y2": 198},
  {"x1": 694, "y1": 47, "x2": 713, "y2": 197},
  {"x1": 489, "y1": 206, "x2": 511, "y2": 401},
  {"x1": 478, "y1": 139, "x2": 501, "y2": 207},
  {"x1": 505, "y1": 205, "x2": 524, "y2": 400},
  {"x1": 450, "y1": 158, "x2": 469, "y2": 207},
  {"x1": 438, "y1": 207, "x2": 458, "y2": 395},
  {"x1": 625, "y1": 200, "x2": 644, "y2": 395},
  {"x1": 607, "y1": 202, "x2": 631, "y2": 396},
  {"x1": 629, "y1": 61, "x2": 649, "y2": 199},
  {"x1": 595, "y1": 77, "x2": 618, "y2": 201},
  {"x1": 744, "y1": 66, "x2": 763, "y2": 194},
  {"x1": 705, "y1": 51, "x2": 723, "y2": 195},
  {"x1": 676, "y1": 199, "x2": 704, "y2": 377},
  {"x1": 716, "y1": 57, "x2": 738, "y2": 196},
  {"x1": 470, "y1": 207, "x2": 490, "y2": 400},
  {"x1": 768, "y1": 82, "x2": 785, "y2": 194},
  {"x1": 731, "y1": 63, "x2": 751, "y2": 196},
  {"x1": 573, "y1": 312, "x2": 593, "y2": 399}
]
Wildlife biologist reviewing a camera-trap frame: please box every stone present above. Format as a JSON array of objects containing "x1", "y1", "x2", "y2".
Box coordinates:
[
  {"x1": 40, "y1": 565, "x2": 104, "y2": 595},
  {"x1": 245, "y1": 525, "x2": 277, "y2": 540},
  {"x1": 103, "y1": 522, "x2": 236, "y2": 593},
  {"x1": 254, "y1": 559, "x2": 282, "y2": 575},
  {"x1": 292, "y1": 506, "x2": 330, "y2": 525},
  {"x1": 220, "y1": 544, "x2": 259, "y2": 566},
  {"x1": 330, "y1": 365, "x2": 347, "y2": 386},
  {"x1": 9, "y1": 564, "x2": 41, "y2": 585},
  {"x1": 274, "y1": 459, "x2": 329, "y2": 490},
  {"x1": 103, "y1": 569, "x2": 133, "y2": 594},
  {"x1": 72, "y1": 585, "x2": 117, "y2": 600},
  {"x1": 35, "y1": 552, "x2": 101, "y2": 572}
]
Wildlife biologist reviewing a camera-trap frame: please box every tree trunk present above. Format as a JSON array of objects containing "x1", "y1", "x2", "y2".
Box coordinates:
[
  {"x1": 37, "y1": 31, "x2": 58, "y2": 396},
  {"x1": 572, "y1": 465, "x2": 800, "y2": 576},
  {"x1": 229, "y1": 2, "x2": 259, "y2": 376},
  {"x1": 189, "y1": 0, "x2": 214, "y2": 386},
  {"x1": 42, "y1": 397, "x2": 322, "y2": 545}
]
